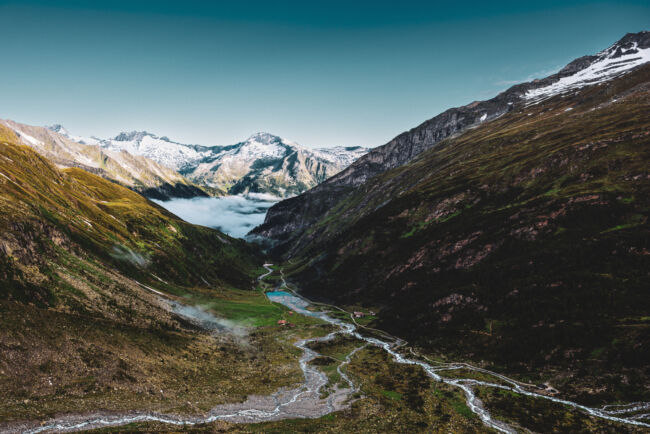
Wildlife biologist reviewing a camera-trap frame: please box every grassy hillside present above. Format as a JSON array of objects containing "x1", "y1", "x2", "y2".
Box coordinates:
[
  {"x1": 1, "y1": 119, "x2": 210, "y2": 200},
  {"x1": 0, "y1": 130, "x2": 259, "y2": 292},
  {"x1": 0, "y1": 128, "x2": 313, "y2": 422},
  {"x1": 281, "y1": 65, "x2": 650, "y2": 405}
]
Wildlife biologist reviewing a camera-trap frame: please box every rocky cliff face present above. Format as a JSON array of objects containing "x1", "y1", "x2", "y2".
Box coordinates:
[{"x1": 253, "y1": 31, "x2": 650, "y2": 245}]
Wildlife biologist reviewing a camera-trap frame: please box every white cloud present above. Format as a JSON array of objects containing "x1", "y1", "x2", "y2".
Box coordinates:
[{"x1": 152, "y1": 195, "x2": 278, "y2": 238}]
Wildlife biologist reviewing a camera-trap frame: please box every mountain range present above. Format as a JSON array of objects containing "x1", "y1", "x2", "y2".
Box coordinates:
[
  {"x1": 253, "y1": 31, "x2": 650, "y2": 404},
  {"x1": 1, "y1": 30, "x2": 649, "y2": 433},
  {"x1": 56, "y1": 127, "x2": 369, "y2": 198},
  {"x1": 2, "y1": 120, "x2": 207, "y2": 201}
]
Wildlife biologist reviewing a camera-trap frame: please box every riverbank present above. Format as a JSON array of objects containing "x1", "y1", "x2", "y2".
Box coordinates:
[{"x1": 5, "y1": 265, "x2": 649, "y2": 433}]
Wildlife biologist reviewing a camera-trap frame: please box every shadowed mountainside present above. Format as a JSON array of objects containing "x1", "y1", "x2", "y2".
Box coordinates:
[
  {"x1": 253, "y1": 31, "x2": 650, "y2": 245},
  {"x1": 272, "y1": 63, "x2": 650, "y2": 405}
]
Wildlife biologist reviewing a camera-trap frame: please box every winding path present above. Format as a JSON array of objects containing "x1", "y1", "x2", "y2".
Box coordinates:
[{"x1": 7, "y1": 264, "x2": 650, "y2": 433}]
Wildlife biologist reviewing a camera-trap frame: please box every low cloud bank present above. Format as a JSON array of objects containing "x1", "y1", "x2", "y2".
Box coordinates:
[{"x1": 152, "y1": 195, "x2": 278, "y2": 238}]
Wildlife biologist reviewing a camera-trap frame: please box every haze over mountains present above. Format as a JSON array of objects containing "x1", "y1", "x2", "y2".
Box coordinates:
[{"x1": 53, "y1": 127, "x2": 369, "y2": 198}]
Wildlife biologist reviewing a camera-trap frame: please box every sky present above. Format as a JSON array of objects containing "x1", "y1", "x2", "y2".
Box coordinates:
[{"x1": 1, "y1": 1, "x2": 648, "y2": 148}]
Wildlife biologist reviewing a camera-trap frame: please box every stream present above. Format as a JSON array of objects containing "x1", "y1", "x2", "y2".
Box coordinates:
[{"x1": 11, "y1": 264, "x2": 650, "y2": 433}]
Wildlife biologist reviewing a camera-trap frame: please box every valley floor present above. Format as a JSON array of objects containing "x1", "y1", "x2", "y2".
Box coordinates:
[{"x1": 4, "y1": 266, "x2": 649, "y2": 433}]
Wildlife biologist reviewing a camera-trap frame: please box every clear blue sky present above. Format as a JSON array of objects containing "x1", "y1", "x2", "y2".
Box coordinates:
[{"x1": 1, "y1": 1, "x2": 648, "y2": 148}]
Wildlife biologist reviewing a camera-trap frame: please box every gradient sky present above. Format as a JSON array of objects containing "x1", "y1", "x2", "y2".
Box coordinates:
[{"x1": 1, "y1": 1, "x2": 648, "y2": 148}]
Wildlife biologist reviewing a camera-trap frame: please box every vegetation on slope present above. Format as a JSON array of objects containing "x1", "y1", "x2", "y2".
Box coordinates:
[
  {"x1": 279, "y1": 65, "x2": 650, "y2": 405},
  {"x1": 0, "y1": 129, "x2": 324, "y2": 422},
  {"x1": 1, "y1": 119, "x2": 209, "y2": 200},
  {"x1": 0, "y1": 131, "x2": 258, "y2": 291},
  {"x1": 92, "y1": 330, "x2": 643, "y2": 433}
]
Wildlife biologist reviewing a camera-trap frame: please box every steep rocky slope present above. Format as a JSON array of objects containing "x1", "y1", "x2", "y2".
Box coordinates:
[
  {"x1": 1, "y1": 120, "x2": 207, "y2": 200},
  {"x1": 253, "y1": 31, "x2": 650, "y2": 243},
  {"x1": 260, "y1": 56, "x2": 650, "y2": 404}
]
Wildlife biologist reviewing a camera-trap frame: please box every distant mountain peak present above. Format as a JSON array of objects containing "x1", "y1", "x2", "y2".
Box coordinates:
[
  {"x1": 52, "y1": 125, "x2": 369, "y2": 197},
  {"x1": 525, "y1": 30, "x2": 650, "y2": 102},
  {"x1": 4, "y1": 119, "x2": 205, "y2": 201},
  {"x1": 113, "y1": 131, "x2": 154, "y2": 142},
  {"x1": 46, "y1": 124, "x2": 70, "y2": 136},
  {"x1": 613, "y1": 30, "x2": 650, "y2": 48},
  {"x1": 599, "y1": 31, "x2": 650, "y2": 60},
  {"x1": 246, "y1": 132, "x2": 283, "y2": 145}
]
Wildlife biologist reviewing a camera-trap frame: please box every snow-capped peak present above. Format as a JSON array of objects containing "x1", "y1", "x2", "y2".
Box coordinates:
[
  {"x1": 36, "y1": 123, "x2": 370, "y2": 197},
  {"x1": 47, "y1": 124, "x2": 70, "y2": 136},
  {"x1": 230, "y1": 132, "x2": 290, "y2": 160},
  {"x1": 311, "y1": 146, "x2": 369, "y2": 167},
  {"x1": 247, "y1": 132, "x2": 281, "y2": 144},
  {"x1": 113, "y1": 131, "x2": 155, "y2": 142},
  {"x1": 96, "y1": 131, "x2": 207, "y2": 170},
  {"x1": 525, "y1": 31, "x2": 650, "y2": 103},
  {"x1": 45, "y1": 123, "x2": 370, "y2": 193},
  {"x1": 45, "y1": 124, "x2": 100, "y2": 146}
]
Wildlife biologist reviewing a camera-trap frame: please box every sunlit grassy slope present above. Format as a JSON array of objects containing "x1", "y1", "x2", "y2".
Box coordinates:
[
  {"x1": 0, "y1": 128, "x2": 260, "y2": 294},
  {"x1": 0, "y1": 128, "x2": 309, "y2": 421}
]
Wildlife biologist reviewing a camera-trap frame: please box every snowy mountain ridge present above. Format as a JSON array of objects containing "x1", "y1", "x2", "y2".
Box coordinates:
[
  {"x1": 50, "y1": 127, "x2": 370, "y2": 198},
  {"x1": 253, "y1": 31, "x2": 650, "y2": 241},
  {"x1": 4, "y1": 120, "x2": 207, "y2": 200},
  {"x1": 183, "y1": 132, "x2": 370, "y2": 197},
  {"x1": 525, "y1": 32, "x2": 650, "y2": 102}
]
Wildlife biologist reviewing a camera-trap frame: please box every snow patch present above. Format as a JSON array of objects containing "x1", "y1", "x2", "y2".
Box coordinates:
[
  {"x1": 525, "y1": 43, "x2": 650, "y2": 103},
  {"x1": 14, "y1": 130, "x2": 43, "y2": 146}
]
